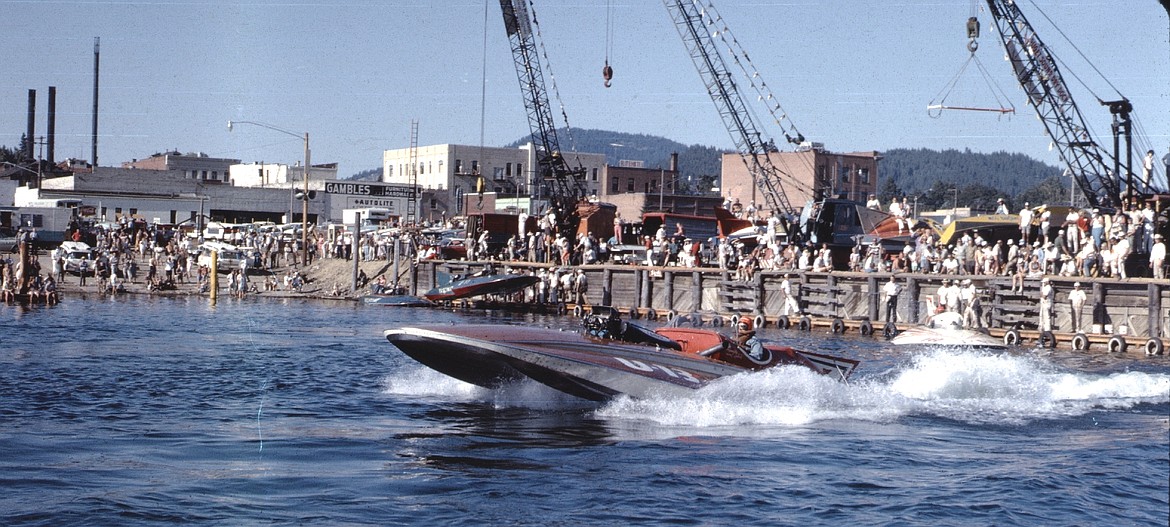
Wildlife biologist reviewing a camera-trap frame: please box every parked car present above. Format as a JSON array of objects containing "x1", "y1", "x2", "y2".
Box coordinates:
[{"x1": 60, "y1": 241, "x2": 96, "y2": 274}]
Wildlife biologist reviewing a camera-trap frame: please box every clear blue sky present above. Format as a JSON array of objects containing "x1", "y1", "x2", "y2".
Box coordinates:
[{"x1": 2, "y1": 0, "x2": 1167, "y2": 179}]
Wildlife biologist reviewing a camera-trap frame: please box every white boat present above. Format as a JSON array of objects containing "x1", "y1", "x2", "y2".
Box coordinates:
[{"x1": 891, "y1": 311, "x2": 1006, "y2": 350}]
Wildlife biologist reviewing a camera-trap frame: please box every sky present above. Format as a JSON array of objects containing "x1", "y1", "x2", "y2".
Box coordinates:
[{"x1": 2, "y1": 0, "x2": 1168, "y2": 180}]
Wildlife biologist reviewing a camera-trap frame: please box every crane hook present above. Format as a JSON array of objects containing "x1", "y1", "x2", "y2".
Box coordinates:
[
  {"x1": 966, "y1": 16, "x2": 980, "y2": 53},
  {"x1": 602, "y1": 62, "x2": 613, "y2": 88}
]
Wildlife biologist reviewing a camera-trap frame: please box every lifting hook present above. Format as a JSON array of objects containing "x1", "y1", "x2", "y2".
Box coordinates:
[{"x1": 602, "y1": 62, "x2": 613, "y2": 88}]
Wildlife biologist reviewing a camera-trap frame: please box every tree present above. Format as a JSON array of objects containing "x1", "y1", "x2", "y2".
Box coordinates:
[
  {"x1": 1017, "y1": 175, "x2": 1073, "y2": 208},
  {"x1": 877, "y1": 175, "x2": 901, "y2": 205}
]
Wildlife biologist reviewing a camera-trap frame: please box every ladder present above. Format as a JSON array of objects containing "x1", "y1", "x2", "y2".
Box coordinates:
[{"x1": 406, "y1": 120, "x2": 418, "y2": 227}]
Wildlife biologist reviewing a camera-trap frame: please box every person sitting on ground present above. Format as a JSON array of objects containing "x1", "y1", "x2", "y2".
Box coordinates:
[{"x1": 735, "y1": 316, "x2": 767, "y2": 362}]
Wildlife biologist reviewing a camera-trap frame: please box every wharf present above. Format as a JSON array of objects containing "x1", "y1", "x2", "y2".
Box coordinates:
[{"x1": 412, "y1": 260, "x2": 1169, "y2": 356}]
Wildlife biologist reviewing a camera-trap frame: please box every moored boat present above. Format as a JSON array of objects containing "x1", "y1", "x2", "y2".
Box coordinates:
[
  {"x1": 890, "y1": 311, "x2": 1006, "y2": 350},
  {"x1": 422, "y1": 268, "x2": 539, "y2": 302}
]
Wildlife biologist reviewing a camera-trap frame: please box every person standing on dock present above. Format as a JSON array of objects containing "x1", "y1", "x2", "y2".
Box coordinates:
[
  {"x1": 1019, "y1": 203, "x2": 1033, "y2": 246},
  {"x1": 780, "y1": 274, "x2": 800, "y2": 317},
  {"x1": 883, "y1": 275, "x2": 900, "y2": 323},
  {"x1": 1150, "y1": 234, "x2": 1165, "y2": 280},
  {"x1": 1038, "y1": 278, "x2": 1055, "y2": 332},
  {"x1": 1068, "y1": 282, "x2": 1087, "y2": 333}
]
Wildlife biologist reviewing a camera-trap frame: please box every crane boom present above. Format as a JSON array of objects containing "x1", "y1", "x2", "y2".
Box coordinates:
[
  {"x1": 499, "y1": 0, "x2": 587, "y2": 207},
  {"x1": 662, "y1": 0, "x2": 808, "y2": 217},
  {"x1": 983, "y1": 0, "x2": 1125, "y2": 208}
]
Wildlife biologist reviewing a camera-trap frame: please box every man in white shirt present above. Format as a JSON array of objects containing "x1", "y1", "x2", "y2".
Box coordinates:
[
  {"x1": 1068, "y1": 281, "x2": 1087, "y2": 333},
  {"x1": 1019, "y1": 203, "x2": 1033, "y2": 245},
  {"x1": 1151, "y1": 233, "x2": 1166, "y2": 280}
]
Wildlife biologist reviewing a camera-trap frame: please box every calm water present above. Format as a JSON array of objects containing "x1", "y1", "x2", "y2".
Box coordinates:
[{"x1": 1, "y1": 295, "x2": 1167, "y2": 526}]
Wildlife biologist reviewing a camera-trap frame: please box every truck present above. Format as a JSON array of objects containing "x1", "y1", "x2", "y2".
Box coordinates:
[
  {"x1": 342, "y1": 208, "x2": 391, "y2": 228},
  {"x1": 0, "y1": 206, "x2": 79, "y2": 248}
]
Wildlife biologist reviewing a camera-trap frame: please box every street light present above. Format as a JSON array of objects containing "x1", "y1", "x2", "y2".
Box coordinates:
[{"x1": 228, "y1": 120, "x2": 311, "y2": 265}]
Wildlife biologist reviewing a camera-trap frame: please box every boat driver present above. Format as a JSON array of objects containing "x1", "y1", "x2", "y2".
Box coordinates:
[{"x1": 735, "y1": 316, "x2": 767, "y2": 362}]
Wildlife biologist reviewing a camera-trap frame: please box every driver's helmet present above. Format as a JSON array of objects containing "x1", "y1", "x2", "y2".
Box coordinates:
[{"x1": 737, "y1": 316, "x2": 753, "y2": 333}]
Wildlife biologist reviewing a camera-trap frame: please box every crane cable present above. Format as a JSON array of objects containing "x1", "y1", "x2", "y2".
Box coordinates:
[
  {"x1": 603, "y1": 0, "x2": 614, "y2": 87},
  {"x1": 526, "y1": 0, "x2": 586, "y2": 189},
  {"x1": 927, "y1": 4, "x2": 1015, "y2": 118},
  {"x1": 1023, "y1": 0, "x2": 1166, "y2": 191},
  {"x1": 690, "y1": 0, "x2": 815, "y2": 199}
]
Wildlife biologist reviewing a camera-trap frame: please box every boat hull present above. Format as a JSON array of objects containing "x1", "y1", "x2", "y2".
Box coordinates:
[
  {"x1": 385, "y1": 324, "x2": 857, "y2": 401},
  {"x1": 423, "y1": 274, "x2": 540, "y2": 301}
]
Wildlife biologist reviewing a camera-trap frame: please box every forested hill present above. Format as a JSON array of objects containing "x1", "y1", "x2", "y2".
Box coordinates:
[{"x1": 880, "y1": 148, "x2": 1062, "y2": 197}]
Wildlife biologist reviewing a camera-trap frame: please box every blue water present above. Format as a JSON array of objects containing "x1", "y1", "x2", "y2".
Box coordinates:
[{"x1": 1, "y1": 296, "x2": 1167, "y2": 526}]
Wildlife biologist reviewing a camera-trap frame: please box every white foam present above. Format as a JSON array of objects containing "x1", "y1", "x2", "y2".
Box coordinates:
[
  {"x1": 595, "y1": 350, "x2": 1170, "y2": 427},
  {"x1": 382, "y1": 365, "x2": 486, "y2": 400},
  {"x1": 382, "y1": 365, "x2": 592, "y2": 410}
]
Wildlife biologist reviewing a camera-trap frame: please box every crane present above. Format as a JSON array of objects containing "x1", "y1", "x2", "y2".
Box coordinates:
[
  {"x1": 498, "y1": 0, "x2": 588, "y2": 233},
  {"x1": 982, "y1": 0, "x2": 1164, "y2": 208},
  {"x1": 661, "y1": 0, "x2": 812, "y2": 218}
]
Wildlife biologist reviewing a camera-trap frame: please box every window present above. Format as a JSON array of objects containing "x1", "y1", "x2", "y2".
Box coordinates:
[
  {"x1": 627, "y1": 178, "x2": 634, "y2": 192},
  {"x1": 591, "y1": 168, "x2": 598, "y2": 181},
  {"x1": 212, "y1": 171, "x2": 218, "y2": 180},
  {"x1": 516, "y1": 163, "x2": 522, "y2": 178},
  {"x1": 859, "y1": 167, "x2": 870, "y2": 184},
  {"x1": 129, "y1": 208, "x2": 138, "y2": 216},
  {"x1": 455, "y1": 159, "x2": 462, "y2": 173},
  {"x1": 388, "y1": 165, "x2": 394, "y2": 178},
  {"x1": 650, "y1": 179, "x2": 658, "y2": 190},
  {"x1": 430, "y1": 198, "x2": 437, "y2": 210},
  {"x1": 494, "y1": 167, "x2": 506, "y2": 181},
  {"x1": 471, "y1": 160, "x2": 479, "y2": 173},
  {"x1": 840, "y1": 165, "x2": 849, "y2": 183},
  {"x1": 611, "y1": 177, "x2": 619, "y2": 193},
  {"x1": 506, "y1": 163, "x2": 512, "y2": 176}
]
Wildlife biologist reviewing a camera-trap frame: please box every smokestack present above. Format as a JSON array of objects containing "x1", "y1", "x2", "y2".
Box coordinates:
[
  {"x1": 92, "y1": 36, "x2": 100, "y2": 167},
  {"x1": 670, "y1": 152, "x2": 679, "y2": 172},
  {"x1": 47, "y1": 86, "x2": 56, "y2": 166},
  {"x1": 26, "y1": 89, "x2": 36, "y2": 161}
]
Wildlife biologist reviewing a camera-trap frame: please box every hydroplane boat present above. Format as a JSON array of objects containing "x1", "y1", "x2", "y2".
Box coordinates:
[
  {"x1": 890, "y1": 311, "x2": 1006, "y2": 350},
  {"x1": 384, "y1": 310, "x2": 859, "y2": 401},
  {"x1": 422, "y1": 267, "x2": 540, "y2": 302}
]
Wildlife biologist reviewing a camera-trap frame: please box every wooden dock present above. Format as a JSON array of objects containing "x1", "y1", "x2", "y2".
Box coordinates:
[{"x1": 413, "y1": 260, "x2": 1168, "y2": 355}]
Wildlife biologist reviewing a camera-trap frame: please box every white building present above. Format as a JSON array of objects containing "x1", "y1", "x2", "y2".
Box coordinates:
[
  {"x1": 229, "y1": 162, "x2": 338, "y2": 188},
  {"x1": 382, "y1": 143, "x2": 605, "y2": 218}
]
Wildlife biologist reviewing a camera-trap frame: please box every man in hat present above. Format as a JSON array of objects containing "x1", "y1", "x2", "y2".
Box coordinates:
[
  {"x1": 735, "y1": 315, "x2": 766, "y2": 362},
  {"x1": 995, "y1": 198, "x2": 1009, "y2": 215},
  {"x1": 1151, "y1": 233, "x2": 1166, "y2": 280},
  {"x1": 1068, "y1": 282, "x2": 1087, "y2": 333},
  {"x1": 1038, "y1": 278, "x2": 1055, "y2": 332},
  {"x1": 960, "y1": 279, "x2": 982, "y2": 329}
]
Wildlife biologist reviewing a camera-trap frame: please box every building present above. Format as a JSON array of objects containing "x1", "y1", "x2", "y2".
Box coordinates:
[
  {"x1": 229, "y1": 161, "x2": 338, "y2": 188},
  {"x1": 122, "y1": 151, "x2": 240, "y2": 184},
  {"x1": 720, "y1": 143, "x2": 880, "y2": 217},
  {"x1": 382, "y1": 143, "x2": 605, "y2": 218}
]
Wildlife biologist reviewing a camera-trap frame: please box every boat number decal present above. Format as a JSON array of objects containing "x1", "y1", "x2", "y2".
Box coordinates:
[{"x1": 613, "y1": 358, "x2": 702, "y2": 385}]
